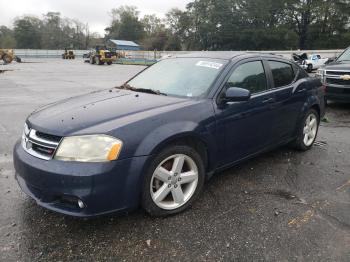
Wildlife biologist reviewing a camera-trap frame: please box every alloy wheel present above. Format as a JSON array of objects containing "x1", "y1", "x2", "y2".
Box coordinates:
[
  {"x1": 150, "y1": 154, "x2": 199, "y2": 210},
  {"x1": 303, "y1": 113, "x2": 318, "y2": 146}
]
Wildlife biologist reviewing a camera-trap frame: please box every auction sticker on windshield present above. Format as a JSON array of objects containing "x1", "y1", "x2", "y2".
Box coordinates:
[{"x1": 196, "y1": 61, "x2": 223, "y2": 70}]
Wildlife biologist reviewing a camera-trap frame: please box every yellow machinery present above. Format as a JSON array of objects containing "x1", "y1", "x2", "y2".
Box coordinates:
[
  {"x1": 0, "y1": 49, "x2": 21, "y2": 64},
  {"x1": 89, "y1": 46, "x2": 117, "y2": 65},
  {"x1": 62, "y1": 49, "x2": 75, "y2": 59}
]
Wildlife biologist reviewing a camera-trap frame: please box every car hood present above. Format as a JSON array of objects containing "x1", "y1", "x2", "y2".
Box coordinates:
[
  {"x1": 27, "y1": 89, "x2": 190, "y2": 136},
  {"x1": 323, "y1": 61, "x2": 350, "y2": 71}
]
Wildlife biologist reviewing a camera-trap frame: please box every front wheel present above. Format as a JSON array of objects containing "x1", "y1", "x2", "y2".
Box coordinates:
[
  {"x1": 292, "y1": 108, "x2": 319, "y2": 151},
  {"x1": 141, "y1": 145, "x2": 205, "y2": 216}
]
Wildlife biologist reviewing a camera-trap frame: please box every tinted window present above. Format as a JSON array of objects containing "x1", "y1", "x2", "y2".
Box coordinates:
[
  {"x1": 226, "y1": 61, "x2": 267, "y2": 93},
  {"x1": 269, "y1": 61, "x2": 295, "y2": 88}
]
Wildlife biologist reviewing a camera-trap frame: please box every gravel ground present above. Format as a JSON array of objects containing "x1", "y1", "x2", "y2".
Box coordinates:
[{"x1": 0, "y1": 59, "x2": 349, "y2": 262}]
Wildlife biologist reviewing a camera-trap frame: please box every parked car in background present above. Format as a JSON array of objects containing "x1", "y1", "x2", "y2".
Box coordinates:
[
  {"x1": 301, "y1": 54, "x2": 329, "y2": 73},
  {"x1": 292, "y1": 52, "x2": 308, "y2": 65},
  {"x1": 317, "y1": 46, "x2": 350, "y2": 102},
  {"x1": 14, "y1": 52, "x2": 325, "y2": 217}
]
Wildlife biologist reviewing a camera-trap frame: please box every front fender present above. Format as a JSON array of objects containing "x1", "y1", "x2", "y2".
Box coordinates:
[{"x1": 133, "y1": 121, "x2": 217, "y2": 169}]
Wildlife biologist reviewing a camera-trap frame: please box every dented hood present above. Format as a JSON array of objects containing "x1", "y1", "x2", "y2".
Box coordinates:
[{"x1": 27, "y1": 89, "x2": 190, "y2": 136}]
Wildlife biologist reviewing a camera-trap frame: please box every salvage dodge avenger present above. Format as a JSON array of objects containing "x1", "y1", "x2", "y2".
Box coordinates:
[{"x1": 14, "y1": 52, "x2": 325, "y2": 217}]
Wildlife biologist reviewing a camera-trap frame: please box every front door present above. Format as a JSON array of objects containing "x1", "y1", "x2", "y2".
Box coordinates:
[{"x1": 214, "y1": 60, "x2": 277, "y2": 167}]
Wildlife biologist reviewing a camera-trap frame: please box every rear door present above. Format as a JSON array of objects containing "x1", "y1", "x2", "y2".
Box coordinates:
[
  {"x1": 265, "y1": 60, "x2": 307, "y2": 144},
  {"x1": 213, "y1": 59, "x2": 277, "y2": 167}
]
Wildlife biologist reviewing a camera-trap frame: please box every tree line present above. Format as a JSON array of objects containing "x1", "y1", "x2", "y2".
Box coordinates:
[{"x1": 1, "y1": 0, "x2": 350, "y2": 51}]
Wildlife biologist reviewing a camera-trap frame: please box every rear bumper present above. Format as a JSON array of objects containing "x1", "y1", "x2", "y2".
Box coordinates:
[
  {"x1": 13, "y1": 141, "x2": 149, "y2": 217},
  {"x1": 326, "y1": 85, "x2": 350, "y2": 102}
]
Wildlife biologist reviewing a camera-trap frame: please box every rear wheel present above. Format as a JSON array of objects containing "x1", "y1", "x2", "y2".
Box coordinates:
[
  {"x1": 107, "y1": 61, "x2": 112, "y2": 65},
  {"x1": 307, "y1": 64, "x2": 313, "y2": 73},
  {"x1": 141, "y1": 145, "x2": 205, "y2": 216},
  {"x1": 292, "y1": 108, "x2": 319, "y2": 151},
  {"x1": 2, "y1": 54, "x2": 12, "y2": 64}
]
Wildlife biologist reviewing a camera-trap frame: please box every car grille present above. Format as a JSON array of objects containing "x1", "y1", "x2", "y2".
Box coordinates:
[
  {"x1": 22, "y1": 128, "x2": 62, "y2": 160},
  {"x1": 327, "y1": 86, "x2": 350, "y2": 94},
  {"x1": 325, "y1": 70, "x2": 350, "y2": 87},
  {"x1": 326, "y1": 78, "x2": 350, "y2": 86},
  {"x1": 325, "y1": 70, "x2": 350, "y2": 76}
]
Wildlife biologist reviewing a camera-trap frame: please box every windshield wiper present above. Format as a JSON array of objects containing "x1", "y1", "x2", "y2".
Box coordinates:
[{"x1": 116, "y1": 83, "x2": 167, "y2": 96}]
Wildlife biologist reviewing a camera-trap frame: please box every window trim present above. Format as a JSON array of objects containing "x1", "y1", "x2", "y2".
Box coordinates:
[
  {"x1": 266, "y1": 59, "x2": 297, "y2": 90},
  {"x1": 215, "y1": 58, "x2": 270, "y2": 105}
]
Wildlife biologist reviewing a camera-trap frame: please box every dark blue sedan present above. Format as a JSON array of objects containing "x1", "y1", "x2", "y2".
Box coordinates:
[{"x1": 13, "y1": 52, "x2": 325, "y2": 217}]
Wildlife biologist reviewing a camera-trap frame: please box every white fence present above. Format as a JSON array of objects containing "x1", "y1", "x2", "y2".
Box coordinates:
[
  {"x1": 14, "y1": 49, "x2": 89, "y2": 58},
  {"x1": 14, "y1": 49, "x2": 344, "y2": 60}
]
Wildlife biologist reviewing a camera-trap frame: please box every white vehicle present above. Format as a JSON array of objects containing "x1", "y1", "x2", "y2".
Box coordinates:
[{"x1": 301, "y1": 54, "x2": 329, "y2": 73}]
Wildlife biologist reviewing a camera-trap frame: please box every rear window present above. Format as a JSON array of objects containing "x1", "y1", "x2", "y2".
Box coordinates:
[{"x1": 268, "y1": 61, "x2": 295, "y2": 88}]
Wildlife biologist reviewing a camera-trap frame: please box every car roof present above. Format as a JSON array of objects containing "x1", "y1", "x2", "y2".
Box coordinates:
[{"x1": 173, "y1": 51, "x2": 288, "y2": 61}]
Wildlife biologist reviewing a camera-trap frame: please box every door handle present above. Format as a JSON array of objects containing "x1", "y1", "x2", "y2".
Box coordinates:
[{"x1": 262, "y1": 97, "x2": 275, "y2": 104}]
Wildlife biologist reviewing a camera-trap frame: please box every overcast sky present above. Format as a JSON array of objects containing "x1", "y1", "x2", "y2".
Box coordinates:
[{"x1": 0, "y1": 0, "x2": 191, "y2": 35}]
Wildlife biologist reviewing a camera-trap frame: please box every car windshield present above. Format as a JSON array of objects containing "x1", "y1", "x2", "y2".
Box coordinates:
[
  {"x1": 337, "y1": 48, "x2": 350, "y2": 62},
  {"x1": 126, "y1": 58, "x2": 228, "y2": 97}
]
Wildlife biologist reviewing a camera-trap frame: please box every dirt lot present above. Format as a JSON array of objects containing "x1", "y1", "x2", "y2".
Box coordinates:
[{"x1": 0, "y1": 59, "x2": 349, "y2": 261}]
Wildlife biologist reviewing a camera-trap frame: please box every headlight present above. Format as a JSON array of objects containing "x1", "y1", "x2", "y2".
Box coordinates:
[
  {"x1": 54, "y1": 135, "x2": 122, "y2": 162},
  {"x1": 24, "y1": 122, "x2": 30, "y2": 136}
]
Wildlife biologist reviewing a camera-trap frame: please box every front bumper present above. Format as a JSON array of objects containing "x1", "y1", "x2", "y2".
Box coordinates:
[
  {"x1": 326, "y1": 85, "x2": 350, "y2": 102},
  {"x1": 13, "y1": 141, "x2": 149, "y2": 217}
]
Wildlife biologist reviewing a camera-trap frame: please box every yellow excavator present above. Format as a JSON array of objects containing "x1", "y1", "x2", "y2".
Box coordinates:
[
  {"x1": 62, "y1": 49, "x2": 75, "y2": 59},
  {"x1": 88, "y1": 46, "x2": 117, "y2": 65},
  {"x1": 0, "y1": 49, "x2": 21, "y2": 64}
]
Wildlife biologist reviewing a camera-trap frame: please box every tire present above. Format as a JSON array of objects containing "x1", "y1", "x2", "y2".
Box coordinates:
[
  {"x1": 307, "y1": 64, "x2": 313, "y2": 73},
  {"x1": 141, "y1": 145, "x2": 205, "y2": 217},
  {"x1": 2, "y1": 54, "x2": 12, "y2": 64},
  {"x1": 291, "y1": 108, "x2": 319, "y2": 151},
  {"x1": 107, "y1": 61, "x2": 112, "y2": 65},
  {"x1": 96, "y1": 56, "x2": 102, "y2": 65}
]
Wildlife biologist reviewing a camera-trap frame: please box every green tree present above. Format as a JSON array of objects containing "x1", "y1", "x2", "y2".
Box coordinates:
[
  {"x1": 0, "y1": 26, "x2": 16, "y2": 48},
  {"x1": 13, "y1": 16, "x2": 42, "y2": 48},
  {"x1": 105, "y1": 6, "x2": 144, "y2": 41},
  {"x1": 165, "y1": 8, "x2": 193, "y2": 50}
]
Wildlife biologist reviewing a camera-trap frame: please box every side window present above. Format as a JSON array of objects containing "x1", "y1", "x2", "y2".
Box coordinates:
[
  {"x1": 226, "y1": 61, "x2": 267, "y2": 94},
  {"x1": 268, "y1": 61, "x2": 295, "y2": 88},
  {"x1": 317, "y1": 55, "x2": 321, "y2": 59}
]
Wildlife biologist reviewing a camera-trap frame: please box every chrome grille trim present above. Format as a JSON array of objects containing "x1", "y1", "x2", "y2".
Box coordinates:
[
  {"x1": 325, "y1": 70, "x2": 350, "y2": 87},
  {"x1": 29, "y1": 129, "x2": 59, "y2": 147},
  {"x1": 22, "y1": 128, "x2": 61, "y2": 160}
]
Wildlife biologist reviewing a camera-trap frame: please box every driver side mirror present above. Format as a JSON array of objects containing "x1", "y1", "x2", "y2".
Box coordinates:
[{"x1": 222, "y1": 87, "x2": 251, "y2": 103}]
